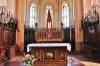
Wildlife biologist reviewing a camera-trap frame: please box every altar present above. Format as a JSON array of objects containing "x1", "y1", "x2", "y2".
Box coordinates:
[
  {"x1": 26, "y1": 9, "x2": 71, "y2": 66},
  {"x1": 35, "y1": 9, "x2": 64, "y2": 43},
  {"x1": 27, "y1": 43, "x2": 71, "y2": 65}
]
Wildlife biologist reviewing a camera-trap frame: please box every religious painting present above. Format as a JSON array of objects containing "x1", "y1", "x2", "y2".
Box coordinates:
[
  {"x1": 43, "y1": 48, "x2": 55, "y2": 61},
  {"x1": 32, "y1": 48, "x2": 41, "y2": 61},
  {"x1": 58, "y1": 48, "x2": 65, "y2": 61}
]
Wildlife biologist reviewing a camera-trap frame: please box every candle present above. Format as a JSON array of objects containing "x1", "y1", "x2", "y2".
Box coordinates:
[
  {"x1": 0, "y1": 7, "x2": 1, "y2": 14},
  {"x1": 3, "y1": 8, "x2": 5, "y2": 14},
  {"x1": 7, "y1": 11, "x2": 8, "y2": 18}
]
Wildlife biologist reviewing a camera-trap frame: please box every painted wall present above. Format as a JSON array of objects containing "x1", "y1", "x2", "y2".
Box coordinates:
[
  {"x1": 25, "y1": 0, "x2": 73, "y2": 28},
  {"x1": 7, "y1": 0, "x2": 16, "y2": 14},
  {"x1": 0, "y1": 0, "x2": 15, "y2": 16},
  {"x1": 83, "y1": 0, "x2": 100, "y2": 16},
  {"x1": 91, "y1": 0, "x2": 100, "y2": 15},
  {"x1": 0, "y1": 0, "x2": 7, "y2": 6}
]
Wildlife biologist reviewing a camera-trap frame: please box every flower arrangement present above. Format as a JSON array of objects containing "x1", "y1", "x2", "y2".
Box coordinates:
[
  {"x1": 82, "y1": 8, "x2": 99, "y2": 30},
  {"x1": 21, "y1": 54, "x2": 38, "y2": 66}
]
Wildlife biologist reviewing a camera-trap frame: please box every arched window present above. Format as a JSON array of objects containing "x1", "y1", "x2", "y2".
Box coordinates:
[
  {"x1": 30, "y1": 2, "x2": 37, "y2": 28},
  {"x1": 62, "y1": 1, "x2": 69, "y2": 28},
  {"x1": 45, "y1": 4, "x2": 53, "y2": 26}
]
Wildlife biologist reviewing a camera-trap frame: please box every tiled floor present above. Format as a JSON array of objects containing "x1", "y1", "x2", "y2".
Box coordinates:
[
  {"x1": 73, "y1": 55, "x2": 100, "y2": 66},
  {"x1": 0, "y1": 55, "x2": 100, "y2": 66}
]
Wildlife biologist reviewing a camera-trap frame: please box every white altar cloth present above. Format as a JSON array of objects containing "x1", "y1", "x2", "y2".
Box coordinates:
[{"x1": 27, "y1": 43, "x2": 71, "y2": 52}]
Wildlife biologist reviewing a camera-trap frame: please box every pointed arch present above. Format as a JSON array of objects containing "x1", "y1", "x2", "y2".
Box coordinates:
[
  {"x1": 62, "y1": 1, "x2": 69, "y2": 28},
  {"x1": 30, "y1": 2, "x2": 37, "y2": 28}
]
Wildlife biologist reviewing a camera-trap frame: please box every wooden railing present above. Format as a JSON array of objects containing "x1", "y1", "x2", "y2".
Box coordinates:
[{"x1": 35, "y1": 28, "x2": 64, "y2": 42}]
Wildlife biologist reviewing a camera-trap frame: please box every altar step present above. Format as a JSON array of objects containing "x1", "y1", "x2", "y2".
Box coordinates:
[{"x1": 1, "y1": 55, "x2": 100, "y2": 66}]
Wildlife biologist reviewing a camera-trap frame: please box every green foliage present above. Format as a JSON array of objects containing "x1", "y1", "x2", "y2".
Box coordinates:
[{"x1": 22, "y1": 54, "x2": 38, "y2": 66}]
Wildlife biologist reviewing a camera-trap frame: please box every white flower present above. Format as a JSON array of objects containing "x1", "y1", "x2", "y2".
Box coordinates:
[
  {"x1": 21, "y1": 54, "x2": 39, "y2": 66},
  {"x1": 25, "y1": 54, "x2": 30, "y2": 59}
]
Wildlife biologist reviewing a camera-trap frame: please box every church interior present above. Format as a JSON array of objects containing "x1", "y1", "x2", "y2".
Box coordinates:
[{"x1": 0, "y1": 0, "x2": 100, "y2": 66}]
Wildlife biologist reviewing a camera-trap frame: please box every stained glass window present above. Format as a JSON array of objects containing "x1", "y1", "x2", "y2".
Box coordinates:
[
  {"x1": 30, "y1": 2, "x2": 37, "y2": 28},
  {"x1": 62, "y1": 1, "x2": 69, "y2": 28}
]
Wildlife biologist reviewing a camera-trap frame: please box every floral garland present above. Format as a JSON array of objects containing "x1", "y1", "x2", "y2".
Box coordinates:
[{"x1": 21, "y1": 54, "x2": 38, "y2": 66}]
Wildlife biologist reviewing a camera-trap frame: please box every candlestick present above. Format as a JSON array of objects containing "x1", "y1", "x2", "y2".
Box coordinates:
[{"x1": 7, "y1": 11, "x2": 9, "y2": 18}]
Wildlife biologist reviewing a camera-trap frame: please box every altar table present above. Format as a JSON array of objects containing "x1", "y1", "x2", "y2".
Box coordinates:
[{"x1": 27, "y1": 43, "x2": 71, "y2": 65}]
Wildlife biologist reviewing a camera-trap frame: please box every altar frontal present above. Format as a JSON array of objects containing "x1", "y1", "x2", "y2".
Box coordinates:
[{"x1": 27, "y1": 43, "x2": 71, "y2": 64}]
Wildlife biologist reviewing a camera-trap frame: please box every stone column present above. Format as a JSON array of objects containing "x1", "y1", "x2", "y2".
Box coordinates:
[
  {"x1": 73, "y1": 0, "x2": 84, "y2": 53},
  {"x1": 15, "y1": 0, "x2": 25, "y2": 52}
]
